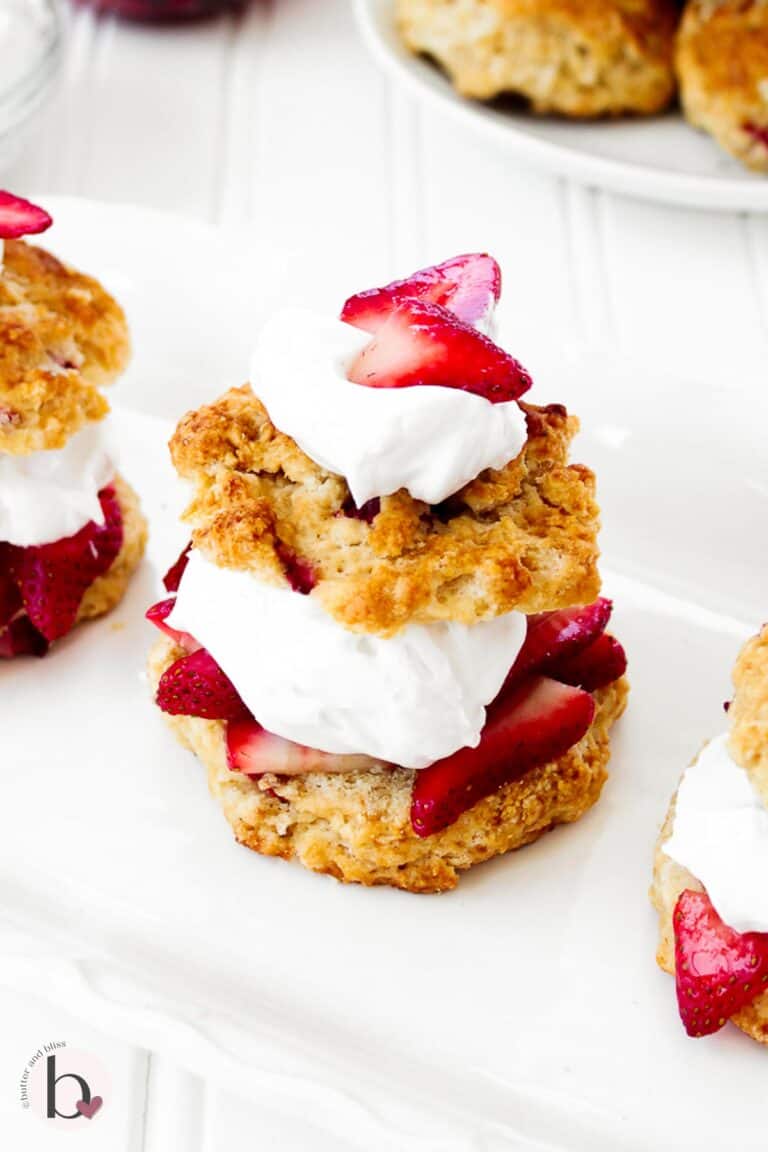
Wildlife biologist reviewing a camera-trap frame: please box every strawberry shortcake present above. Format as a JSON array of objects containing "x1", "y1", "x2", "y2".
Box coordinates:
[
  {"x1": 0, "y1": 193, "x2": 147, "y2": 658},
  {"x1": 147, "y1": 254, "x2": 628, "y2": 892},
  {"x1": 651, "y1": 625, "x2": 768, "y2": 1044}
]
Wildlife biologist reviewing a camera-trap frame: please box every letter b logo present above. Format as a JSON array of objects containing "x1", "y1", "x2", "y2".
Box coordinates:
[
  {"x1": 46, "y1": 1055, "x2": 90, "y2": 1119},
  {"x1": 28, "y1": 1047, "x2": 109, "y2": 1128}
]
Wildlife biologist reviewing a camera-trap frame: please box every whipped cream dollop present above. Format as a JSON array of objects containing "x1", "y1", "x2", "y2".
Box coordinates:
[
  {"x1": 250, "y1": 308, "x2": 528, "y2": 507},
  {"x1": 0, "y1": 422, "x2": 113, "y2": 547},
  {"x1": 665, "y1": 733, "x2": 768, "y2": 935},
  {"x1": 168, "y1": 549, "x2": 526, "y2": 770}
]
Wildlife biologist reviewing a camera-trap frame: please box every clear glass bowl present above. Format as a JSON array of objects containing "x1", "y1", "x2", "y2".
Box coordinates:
[{"x1": 0, "y1": 0, "x2": 62, "y2": 170}]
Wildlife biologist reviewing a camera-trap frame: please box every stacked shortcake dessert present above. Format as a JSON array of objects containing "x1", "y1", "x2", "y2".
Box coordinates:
[
  {"x1": 0, "y1": 193, "x2": 146, "y2": 657},
  {"x1": 652, "y1": 626, "x2": 768, "y2": 1044},
  {"x1": 147, "y1": 254, "x2": 628, "y2": 892}
]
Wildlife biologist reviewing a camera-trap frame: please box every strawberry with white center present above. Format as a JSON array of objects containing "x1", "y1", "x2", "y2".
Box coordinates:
[
  {"x1": 342, "y1": 253, "x2": 501, "y2": 333},
  {"x1": 0, "y1": 191, "x2": 53, "y2": 240},
  {"x1": 340, "y1": 253, "x2": 531, "y2": 404},
  {"x1": 346, "y1": 298, "x2": 531, "y2": 403},
  {"x1": 673, "y1": 888, "x2": 768, "y2": 1037},
  {"x1": 227, "y1": 720, "x2": 379, "y2": 777}
]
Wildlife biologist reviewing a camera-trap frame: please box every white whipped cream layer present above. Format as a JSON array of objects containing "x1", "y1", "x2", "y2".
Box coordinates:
[
  {"x1": 250, "y1": 308, "x2": 528, "y2": 507},
  {"x1": 665, "y1": 733, "x2": 768, "y2": 935},
  {"x1": 0, "y1": 422, "x2": 113, "y2": 547},
  {"x1": 168, "y1": 549, "x2": 526, "y2": 770}
]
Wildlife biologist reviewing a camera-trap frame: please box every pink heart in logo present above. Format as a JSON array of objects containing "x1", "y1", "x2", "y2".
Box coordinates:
[{"x1": 76, "y1": 1096, "x2": 103, "y2": 1119}]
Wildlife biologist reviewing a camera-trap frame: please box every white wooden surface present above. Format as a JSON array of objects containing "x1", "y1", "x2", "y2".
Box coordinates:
[{"x1": 2, "y1": 0, "x2": 767, "y2": 1147}]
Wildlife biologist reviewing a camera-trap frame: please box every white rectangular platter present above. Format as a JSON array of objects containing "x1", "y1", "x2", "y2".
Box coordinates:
[{"x1": 1, "y1": 199, "x2": 767, "y2": 1150}]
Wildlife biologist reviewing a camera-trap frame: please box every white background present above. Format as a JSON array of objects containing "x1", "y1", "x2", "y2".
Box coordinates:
[{"x1": 1, "y1": 1, "x2": 768, "y2": 1148}]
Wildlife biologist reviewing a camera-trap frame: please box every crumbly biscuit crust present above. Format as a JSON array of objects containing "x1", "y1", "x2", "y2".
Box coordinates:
[
  {"x1": 149, "y1": 634, "x2": 627, "y2": 893},
  {"x1": 170, "y1": 385, "x2": 601, "y2": 637},
  {"x1": 77, "y1": 473, "x2": 147, "y2": 625},
  {"x1": 0, "y1": 240, "x2": 130, "y2": 455},
  {"x1": 728, "y1": 623, "x2": 768, "y2": 810},
  {"x1": 396, "y1": 0, "x2": 677, "y2": 116},
  {"x1": 676, "y1": 0, "x2": 768, "y2": 171},
  {"x1": 651, "y1": 790, "x2": 768, "y2": 1045}
]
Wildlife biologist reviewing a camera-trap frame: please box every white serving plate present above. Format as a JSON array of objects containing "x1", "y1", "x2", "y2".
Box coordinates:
[
  {"x1": 355, "y1": 0, "x2": 768, "y2": 213},
  {"x1": 2, "y1": 200, "x2": 768, "y2": 1149}
]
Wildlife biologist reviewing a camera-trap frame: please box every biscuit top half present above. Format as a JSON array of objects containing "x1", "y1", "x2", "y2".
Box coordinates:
[
  {"x1": 170, "y1": 384, "x2": 601, "y2": 638},
  {"x1": 0, "y1": 240, "x2": 130, "y2": 456},
  {"x1": 729, "y1": 624, "x2": 768, "y2": 810},
  {"x1": 678, "y1": 0, "x2": 768, "y2": 102}
]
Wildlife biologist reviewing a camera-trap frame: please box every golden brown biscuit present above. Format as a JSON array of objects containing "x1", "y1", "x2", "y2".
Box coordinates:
[
  {"x1": 396, "y1": 0, "x2": 678, "y2": 116},
  {"x1": 651, "y1": 790, "x2": 768, "y2": 1045},
  {"x1": 676, "y1": 0, "x2": 768, "y2": 172},
  {"x1": 170, "y1": 386, "x2": 601, "y2": 638},
  {"x1": 149, "y1": 633, "x2": 628, "y2": 893},
  {"x1": 0, "y1": 239, "x2": 130, "y2": 455},
  {"x1": 77, "y1": 473, "x2": 147, "y2": 625},
  {"x1": 727, "y1": 623, "x2": 768, "y2": 809}
]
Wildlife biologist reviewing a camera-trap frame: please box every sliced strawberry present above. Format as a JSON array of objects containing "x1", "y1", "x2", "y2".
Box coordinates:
[
  {"x1": 341, "y1": 254, "x2": 501, "y2": 332},
  {"x1": 0, "y1": 192, "x2": 53, "y2": 239},
  {"x1": 347, "y1": 299, "x2": 531, "y2": 404},
  {"x1": 549, "y1": 633, "x2": 627, "y2": 692},
  {"x1": 163, "y1": 542, "x2": 192, "y2": 593},
  {"x1": 156, "y1": 648, "x2": 251, "y2": 721},
  {"x1": 0, "y1": 546, "x2": 21, "y2": 627},
  {"x1": 0, "y1": 616, "x2": 49, "y2": 659},
  {"x1": 9, "y1": 485, "x2": 123, "y2": 642},
  {"x1": 506, "y1": 599, "x2": 613, "y2": 688},
  {"x1": 411, "y1": 675, "x2": 595, "y2": 837},
  {"x1": 674, "y1": 889, "x2": 768, "y2": 1038},
  {"x1": 145, "y1": 597, "x2": 199, "y2": 653},
  {"x1": 227, "y1": 718, "x2": 380, "y2": 776}
]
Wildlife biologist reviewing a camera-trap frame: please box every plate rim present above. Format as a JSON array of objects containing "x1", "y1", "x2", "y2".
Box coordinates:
[{"x1": 354, "y1": 0, "x2": 768, "y2": 213}]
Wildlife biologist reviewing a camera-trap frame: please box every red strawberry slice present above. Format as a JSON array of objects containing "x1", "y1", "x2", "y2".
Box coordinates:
[
  {"x1": 0, "y1": 191, "x2": 53, "y2": 239},
  {"x1": 145, "y1": 597, "x2": 199, "y2": 653},
  {"x1": 673, "y1": 889, "x2": 768, "y2": 1037},
  {"x1": 549, "y1": 632, "x2": 627, "y2": 692},
  {"x1": 156, "y1": 648, "x2": 251, "y2": 721},
  {"x1": 227, "y1": 718, "x2": 380, "y2": 776},
  {"x1": 506, "y1": 599, "x2": 613, "y2": 688},
  {"x1": 0, "y1": 616, "x2": 49, "y2": 659},
  {"x1": 347, "y1": 299, "x2": 531, "y2": 403},
  {"x1": 0, "y1": 546, "x2": 21, "y2": 627},
  {"x1": 9, "y1": 485, "x2": 123, "y2": 642},
  {"x1": 411, "y1": 675, "x2": 595, "y2": 837},
  {"x1": 163, "y1": 542, "x2": 192, "y2": 593},
  {"x1": 341, "y1": 253, "x2": 501, "y2": 332}
]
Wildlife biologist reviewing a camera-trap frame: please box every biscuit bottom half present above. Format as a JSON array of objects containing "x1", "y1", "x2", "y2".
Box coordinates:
[
  {"x1": 650, "y1": 794, "x2": 768, "y2": 1046},
  {"x1": 149, "y1": 635, "x2": 628, "y2": 893},
  {"x1": 77, "y1": 472, "x2": 147, "y2": 627}
]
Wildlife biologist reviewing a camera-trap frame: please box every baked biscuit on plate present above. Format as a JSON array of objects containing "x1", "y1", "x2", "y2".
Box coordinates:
[
  {"x1": 396, "y1": 0, "x2": 678, "y2": 116},
  {"x1": 651, "y1": 624, "x2": 768, "y2": 1044},
  {"x1": 676, "y1": 0, "x2": 768, "y2": 172},
  {"x1": 0, "y1": 192, "x2": 146, "y2": 659},
  {"x1": 148, "y1": 254, "x2": 628, "y2": 892}
]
